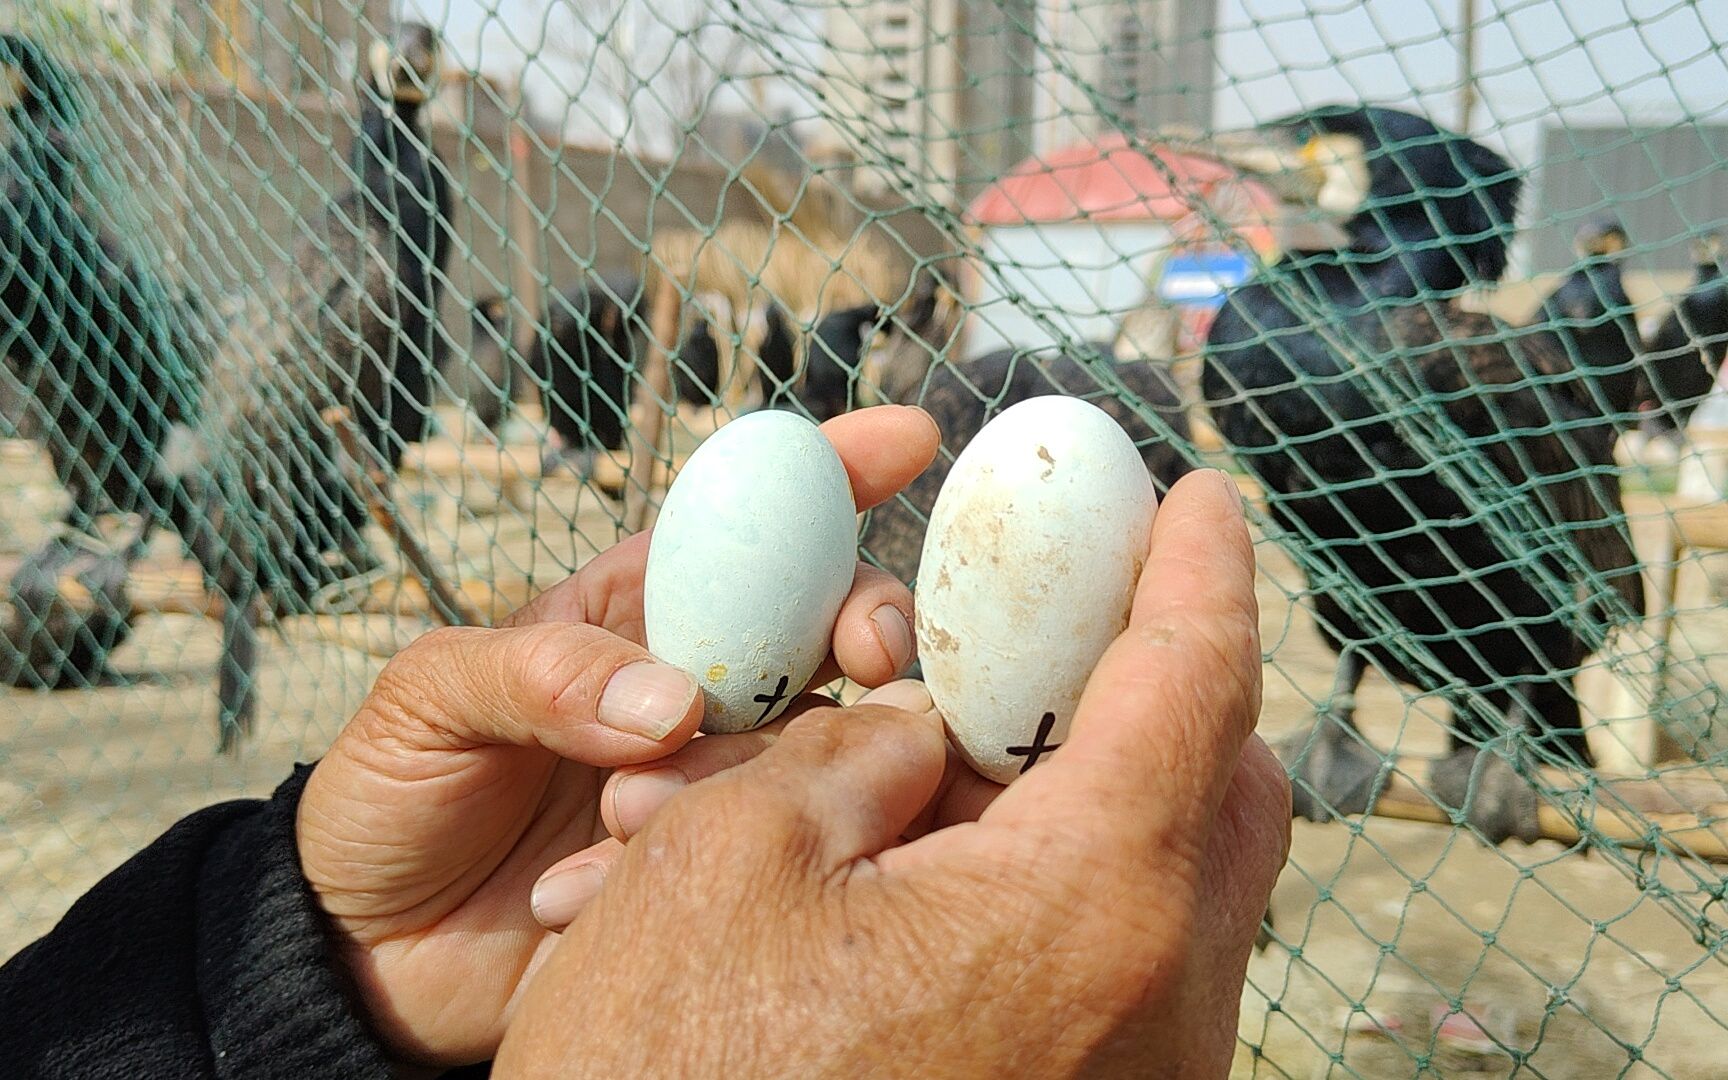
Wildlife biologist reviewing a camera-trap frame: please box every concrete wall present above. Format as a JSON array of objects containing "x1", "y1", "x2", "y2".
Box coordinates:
[{"x1": 53, "y1": 68, "x2": 945, "y2": 380}]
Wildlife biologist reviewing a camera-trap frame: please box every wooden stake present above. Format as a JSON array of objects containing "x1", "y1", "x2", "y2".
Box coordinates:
[
  {"x1": 323, "y1": 407, "x2": 486, "y2": 628},
  {"x1": 624, "y1": 272, "x2": 679, "y2": 533}
]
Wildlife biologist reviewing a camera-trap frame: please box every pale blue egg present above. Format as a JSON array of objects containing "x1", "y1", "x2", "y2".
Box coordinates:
[{"x1": 645, "y1": 411, "x2": 857, "y2": 733}]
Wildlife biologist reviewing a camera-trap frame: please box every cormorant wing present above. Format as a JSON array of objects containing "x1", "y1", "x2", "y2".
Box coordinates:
[{"x1": 1384, "y1": 303, "x2": 1644, "y2": 625}]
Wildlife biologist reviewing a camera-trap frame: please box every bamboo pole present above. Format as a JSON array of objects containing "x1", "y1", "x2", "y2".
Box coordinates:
[
  {"x1": 1365, "y1": 758, "x2": 1728, "y2": 863},
  {"x1": 506, "y1": 80, "x2": 543, "y2": 397},
  {"x1": 623, "y1": 272, "x2": 679, "y2": 533},
  {"x1": 1456, "y1": 0, "x2": 1479, "y2": 132}
]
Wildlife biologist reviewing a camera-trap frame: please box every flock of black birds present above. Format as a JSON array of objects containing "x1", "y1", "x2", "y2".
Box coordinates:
[
  {"x1": 3, "y1": 19, "x2": 1727, "y2": 850},
  {"x1": 0, "y1": 23, "x2": 899, "y2": 749},
  {"x1": 509, "y1": 277, "x2": 884, "y2": 478}
]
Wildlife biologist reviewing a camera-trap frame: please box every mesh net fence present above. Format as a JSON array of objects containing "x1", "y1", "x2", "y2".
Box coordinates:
[{"x1": 3, "y1": 0, "x2": 1728, "y2": 1073}]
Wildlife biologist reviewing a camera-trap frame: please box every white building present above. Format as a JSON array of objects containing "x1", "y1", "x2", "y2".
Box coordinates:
[{"x1": 818, "y1": 0, "x2": 1214, "y2": 206}]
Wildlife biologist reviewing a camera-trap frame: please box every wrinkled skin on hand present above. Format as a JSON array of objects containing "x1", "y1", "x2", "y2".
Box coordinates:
[
  {"x1": 295, "y1": 406, "x2": 941, "y2": 1067},
  {"x1": 498, "y1": 469, "x2": 1291, "y2": 1079}
]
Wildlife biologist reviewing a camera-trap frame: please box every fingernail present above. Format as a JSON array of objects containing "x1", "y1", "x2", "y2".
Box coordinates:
[
  {"x1": 531, "y1": 861, "x2": 608, "y2": 928},
  {"x1": 599, "y1": 662, "x2": 699, "y2": 740},
  {"x1": 858, "y1": 679, "x2": 934, "y2": 712},
  {"x1": 871, "y1": 604, "x2": 916, "y2": 675},
  {"x1": 611, "y1": 767, "x2": 689, "y2": 838},
  {"x1": 1213, "y1": 469, "x2": 1240, "y2": 498}
]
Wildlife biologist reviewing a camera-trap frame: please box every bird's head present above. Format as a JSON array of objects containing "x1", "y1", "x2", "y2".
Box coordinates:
[
  {"x1": 1294, "y1": 130, "x2": 1372, "y2": 218},
  {"x1": 1575, "y1": 215, "x2": 1630, "y2": 259},
  {"x1": 367, "y1": 22, "x2": 441, "y2": 108},
  {"x1": 1690, "y1": 230, "x2": 1725, "y2": 268},
  {"x1": 0, "y1": 33, "x2": 80, "y2": 125},
  {"x1": 811, "y1": 303, "x2": 883, "y2": 364},
  {"x1": 1272, "y1": 105, "x2": 1521, "y2": 288}
]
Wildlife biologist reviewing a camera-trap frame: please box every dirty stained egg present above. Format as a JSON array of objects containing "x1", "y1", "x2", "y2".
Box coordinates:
[
  {"x1": 915, "y1": 396, "x2": 1157, "y2": 783},
  {"x1": 644, "y1": 410, "x2": 857, "y2": 733}
]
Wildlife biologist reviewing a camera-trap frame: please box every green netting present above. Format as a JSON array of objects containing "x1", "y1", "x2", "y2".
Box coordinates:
[{"x1": 3, "y1": 0, "x2": 1728, "y2": 1072}]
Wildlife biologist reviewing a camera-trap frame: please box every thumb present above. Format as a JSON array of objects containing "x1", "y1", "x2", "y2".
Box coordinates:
[
  {"x1": 984, "y1": 468, "x2": 1261, "y2": 850},
  {"x1": 359, "y1": 622, "x2": 704, "y2": 765}
]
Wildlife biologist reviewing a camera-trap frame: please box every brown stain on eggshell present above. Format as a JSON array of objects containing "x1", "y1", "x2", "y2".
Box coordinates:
[
  {"x1": 933, "y1": 499, "x2": 1014, "y2": 573},
  {"x1": 1036, "y1": 444, "x2": 1055, "y2": 480},
  {"x1": 928, "y1": 469, "x2": 1085, "y2": 631},
  {"x1": 706, "y1": 663, "x2": 728, "y2": 682},
  {"x1": 916, "y1": 608, "x2": 962, "y2": 654}
]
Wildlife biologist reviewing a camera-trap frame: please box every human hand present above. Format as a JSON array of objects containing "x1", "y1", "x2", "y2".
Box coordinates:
[
  {"x1": 295, "y1": 405, "x2": 940, "y2": 1067},
  {"x1": 496, "y1": 469, "x2": 1292, "y2": 1078},
  {"x1": 524, "y1": 676, "x2": 1007, "y2": 930}
]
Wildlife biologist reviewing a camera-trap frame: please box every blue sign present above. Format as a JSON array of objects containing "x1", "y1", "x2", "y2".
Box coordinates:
[{"x1": 1156, "y1": 250, "x2": 1254, "y2": 310}]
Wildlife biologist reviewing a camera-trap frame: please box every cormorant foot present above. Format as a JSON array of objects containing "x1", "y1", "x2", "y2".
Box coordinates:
[
  {"x1": 1430, "y1": 745, "x2": 1543, "y2": 846},
  {"x1": 1276, "y1": 717, "x2": 1386, "y2": 823}
]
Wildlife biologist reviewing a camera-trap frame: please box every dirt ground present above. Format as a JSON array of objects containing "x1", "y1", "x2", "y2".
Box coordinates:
[
  {"x1": 1239, "y1": 526, "x2": 1728, "y2": 1079},
  {"x1": 5, "y1": 413, "x2": 1728, "y2": 1078}
]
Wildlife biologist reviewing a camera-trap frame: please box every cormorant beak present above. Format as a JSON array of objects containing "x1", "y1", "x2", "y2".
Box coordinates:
[
  {"x1": 1585, "y1": 231, "x2": 1628, "y2": 258},
  {"x1": 368, "y1": 41, "x2": 394, "y2": 101},
  {"x1": 1691, "y1": 233, "x2": 1724, "y2": 266},
  {"x1": 1301, "y1": 134, "x2": 1370, "y2": 217},
  {"x1": 1199, "y1": 127, "x2": 1329, "y2": 206},
  {"x1": 369, "y1": 34, "x2": 440, "y2": 106}
]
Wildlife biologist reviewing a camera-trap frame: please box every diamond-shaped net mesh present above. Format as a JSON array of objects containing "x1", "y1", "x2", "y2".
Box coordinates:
[{"x1": 3, "y1": 0, "x2": 1728, "y2": 1073}]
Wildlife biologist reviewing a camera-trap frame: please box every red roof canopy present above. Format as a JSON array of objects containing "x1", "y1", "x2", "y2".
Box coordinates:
[{"x1": 966, "y1": 133, "x2": 1263, "y2": 227}]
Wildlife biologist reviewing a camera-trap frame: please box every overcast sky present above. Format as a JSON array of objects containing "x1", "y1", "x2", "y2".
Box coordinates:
[
  {"x1": 1216, "y1": 0, "x2": 1728, "y2": 167},
  {"x1": 401, "y1": 0, "x2": 824, "y2": 156},
  {"x1": 403, "y1": 0, "x2": 1728, "y2": 169}
]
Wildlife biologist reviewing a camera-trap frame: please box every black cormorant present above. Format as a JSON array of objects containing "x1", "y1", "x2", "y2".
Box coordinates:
[
  {"x1": 354, "y1": 21, "x2": 453, "y2": 467},
  {"x1": 1639, "y1": 232, "x2": 1728, "y2": 437},
  {"x1": 0, "y1": 34, "x2": 201, "y2": 541},
  {"x1": 0, "y1": 34, "x2": 205, "y2": 688},
  {"x1": 1202, "y1": 105, "x2": 1643, "y2": 845},
  {"x1": 761, "y1": 303, "x2": 882, "y2": 423},
  {"x1": 178, "y1": 22, "x2": 449, "y2": 750},
  {"x1": 1535, "y1": 215, "x2": 1642, "y2": 430},
  {"x1": 533, "y1": 273, "x2": 649, "y2": 476}
]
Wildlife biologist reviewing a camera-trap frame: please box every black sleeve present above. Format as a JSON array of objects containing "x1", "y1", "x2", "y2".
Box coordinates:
[{"x1": 0, "y1": 764, "x2": 397, "y2": 1079}]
